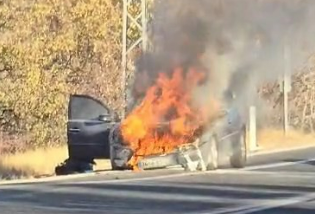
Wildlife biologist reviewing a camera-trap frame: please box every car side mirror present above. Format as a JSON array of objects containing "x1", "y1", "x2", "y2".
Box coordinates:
[{"x1": 98, "y1": 114, "x2": 112, "y2": 122}]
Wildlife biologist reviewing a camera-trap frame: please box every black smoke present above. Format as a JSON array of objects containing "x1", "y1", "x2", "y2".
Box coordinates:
[{"x1": 129, "y1": 0, "x2": 315, "y2": 123}]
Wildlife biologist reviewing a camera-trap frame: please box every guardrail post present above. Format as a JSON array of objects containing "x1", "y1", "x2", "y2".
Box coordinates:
[{"x1": 248, "y1": 106, "x2": 258, "y2": 152}]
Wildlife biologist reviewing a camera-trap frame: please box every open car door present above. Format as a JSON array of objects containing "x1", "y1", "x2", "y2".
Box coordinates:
[{"x1": 67, "y1": 94, "x2": 118, "y2": 161}]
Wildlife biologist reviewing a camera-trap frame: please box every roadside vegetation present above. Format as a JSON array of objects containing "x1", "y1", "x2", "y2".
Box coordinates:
[
  {"x1": 0, "y1": 0, "x2": 123, "y2": 151},
  {"x1": 0, "y1": 146, "x2": 67, "y2": 179}
]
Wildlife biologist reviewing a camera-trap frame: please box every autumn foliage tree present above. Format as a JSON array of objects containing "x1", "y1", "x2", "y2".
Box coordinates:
[{"x1": 0, "y1": 0, "x2": 123, "y2": 150}]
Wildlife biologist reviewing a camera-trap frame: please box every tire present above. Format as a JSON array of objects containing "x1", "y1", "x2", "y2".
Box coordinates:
[
  {"x1": 109, "y1": 124, "x2": 133, "y2": 170},
  {"x1": 206, "y1": 137, "x2": 219, "y2": 170},
  {"x1": 55, "y1": 158, "x2": 94, "y2": 175},
  {"x1": 110, "y1": 146, "x2": 133, "y2": 170},
  {"x1": 77, "y1": 161, "x2": 94, "y2": 173},
  {"x1": 230, "y1": 129, "x2": 247, "y2": 168}
]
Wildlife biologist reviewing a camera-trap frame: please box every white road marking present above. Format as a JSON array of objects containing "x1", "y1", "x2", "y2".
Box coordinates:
[
  {"x1": 230, "y1": 192, "x2": 315, "y2": 214},
  {"x1": 0, "y1": 170, "x2": 128, "y2": 186},
  {"x1": 249, "y1": 144, "x2": 315, "y2": 157},
  {"x1": 189, "y1": 192, "x2": 315, "y2": 214},
  {"x1": 216, "y1": 170, "x2": 315, "y2": 179},
  {"x1": 194, "y1": 204, "x2": 264, "y2": 214},
  {"x1": 0, "y1": 168, "x2": 231, "y2": 187},
  {"x1": 69, "y1": 169, "x2": 232, "y2": 184},
  {"x1": 242, "y1": 158, "x2": 315, "y2": 171}
]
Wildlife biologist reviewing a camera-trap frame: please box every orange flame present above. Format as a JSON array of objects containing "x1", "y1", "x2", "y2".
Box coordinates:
[{"x1": 121, "y1": 66, "x2": 215, "y2": 168}]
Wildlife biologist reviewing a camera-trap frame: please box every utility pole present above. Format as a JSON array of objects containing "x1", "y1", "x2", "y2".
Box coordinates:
[{"x1": 121, "y1": 0, "x2": 148, "y2": 118}]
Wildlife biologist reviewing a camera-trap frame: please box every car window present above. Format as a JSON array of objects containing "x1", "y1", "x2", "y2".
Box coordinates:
[{"x1": 69, "y1": 95, "x2": 110, "y2": 120}]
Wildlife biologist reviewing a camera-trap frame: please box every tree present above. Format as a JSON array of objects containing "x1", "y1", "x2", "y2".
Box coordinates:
[{"x1": 0, "y1": 0, "x2": 123, "y2": 150}]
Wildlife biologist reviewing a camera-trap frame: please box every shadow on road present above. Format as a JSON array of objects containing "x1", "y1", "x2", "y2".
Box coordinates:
[
  {"x1": 282, "y1": 159, "x2": 315, "y2": 167},
  {"x1": 0, "y1": 187, "x2": 230, "y2": 214},
  {"x1": 1, "y1": 179, "x2": 314, "y2": 214},
  {"x1": 64, "y1": 182, "x2": 298, "y2": 200}
]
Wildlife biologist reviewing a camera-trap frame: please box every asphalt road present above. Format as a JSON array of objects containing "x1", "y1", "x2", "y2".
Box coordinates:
[{"x1": 1, "y1": 147, "x2": 315, "y2": 214}]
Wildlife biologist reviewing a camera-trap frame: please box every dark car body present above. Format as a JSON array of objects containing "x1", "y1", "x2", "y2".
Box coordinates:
[
  {"x1": 66, "y1": 95, "x2": 118, "y2": 161},
  {"x1": 55, "y1": 93, "x2": 247, "y2": 175}
]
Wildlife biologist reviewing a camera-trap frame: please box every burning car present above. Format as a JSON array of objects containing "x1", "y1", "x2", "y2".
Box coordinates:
[
  {"x1": 53, "y1": 0, "x2": 255, "y2": 175},
  {"x1": 55, "y1": 89, "x2": 247, "y2": 175}
]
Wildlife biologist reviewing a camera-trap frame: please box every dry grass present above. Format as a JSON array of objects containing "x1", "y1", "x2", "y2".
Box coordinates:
[
  {"x1": 257, "y1": 128, "x2": 315, "y2": 151},
  {"x1": 0, "y1": 146, "x2": 112, "y2": 180},
  {"x1": 0, "y1": 146, "x2": 68, "y2": 179}
]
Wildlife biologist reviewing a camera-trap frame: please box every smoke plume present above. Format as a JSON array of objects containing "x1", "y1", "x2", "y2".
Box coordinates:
[{"x1": 130, "y1": 0, "x2": 315, "y2": 124}]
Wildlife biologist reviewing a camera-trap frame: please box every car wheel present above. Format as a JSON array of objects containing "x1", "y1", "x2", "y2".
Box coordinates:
[
  {"x1": 206, "y1": 137, "x2": 219, "y2": 170},
  {"x1": 110, "y1": 146, "x2": 133, "y2": 170},
  {"x1": 55, "y1": 159, "x2": 72, "y2": 175},
  {"x1": 230, "y1": 129, "x2": 247, "y2": 168},
  {"x1": 109, "y1": 124, "x2": 133, "y2": 170},
  {"x1": 55, "y1": 158, "x2": 94, "y2": 175}
]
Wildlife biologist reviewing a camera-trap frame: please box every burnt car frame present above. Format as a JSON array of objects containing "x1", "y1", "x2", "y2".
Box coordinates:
[{"x1": 55, "y1": 92, "x2": 247, "y2": 175}]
